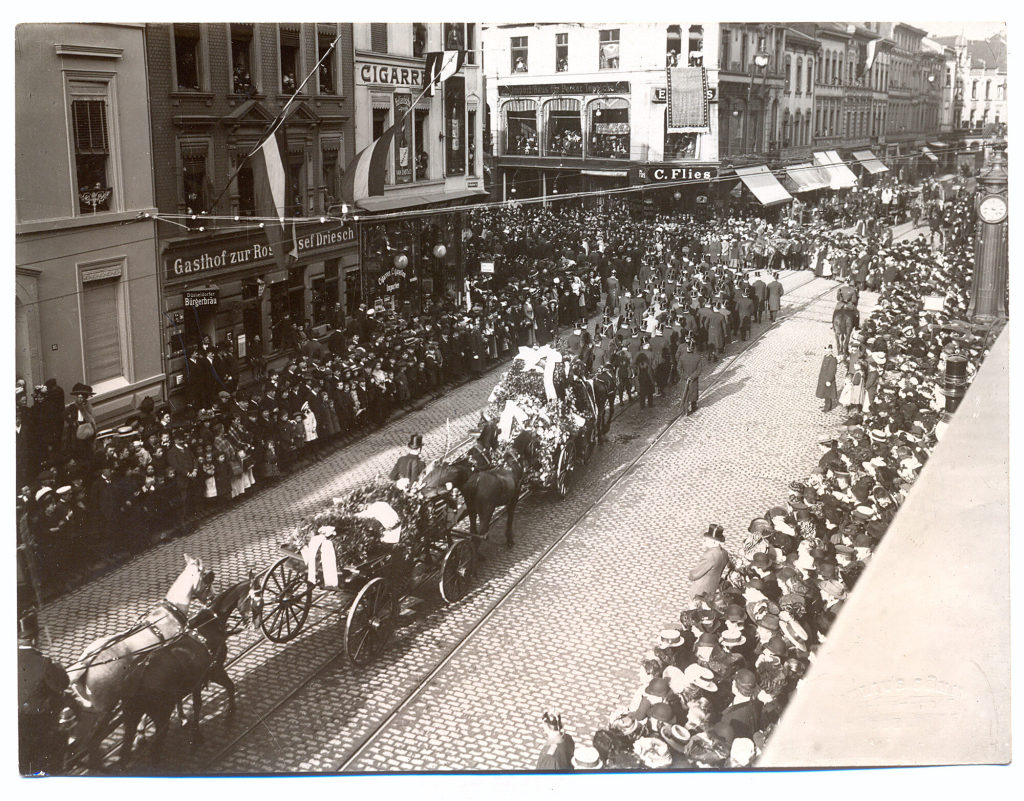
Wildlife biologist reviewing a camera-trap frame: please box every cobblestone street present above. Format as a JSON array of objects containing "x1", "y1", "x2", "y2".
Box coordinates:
[{"x1": 42, "y1": 227, "x2": 931, "y2": 775}]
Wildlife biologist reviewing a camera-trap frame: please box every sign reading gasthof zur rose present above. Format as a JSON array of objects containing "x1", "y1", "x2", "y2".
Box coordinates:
[{"x1": 168, "y1": 225, "x2": 355, "y2": 279}]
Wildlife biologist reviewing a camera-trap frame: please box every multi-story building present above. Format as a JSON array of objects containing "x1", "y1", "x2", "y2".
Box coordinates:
[
  {"x1": 937, "y1": 32, "x2": 1007, "y2": 134},
  {"x1": 483, "y1": 23, "x2": 721, "y2": 210},
  {"x1": 717, "y1": 23, "x2": 785, "y2": 161},
  {"x1": 779, "y1": 27, "x2": 819, "y2": 160},
  {"x1": 16, "y1": 23, "x2": 165, "y2": 421},
  {"x1": 145, "y1": 22, "x2": 357, "y2": 394},
  {"x1": 353, "y1": 23, "x2": 486, "y2": 307}
]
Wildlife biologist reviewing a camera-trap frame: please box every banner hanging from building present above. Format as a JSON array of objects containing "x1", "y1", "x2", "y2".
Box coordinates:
[{"x1": 667, "y1": 67, "x2": 709, "y2": 132}]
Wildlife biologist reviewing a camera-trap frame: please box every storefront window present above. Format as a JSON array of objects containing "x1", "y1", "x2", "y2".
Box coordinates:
[
  {"x1": 269, "y1": 282, "x2": 290, "y2": 350},
  {"x1": 414, "y1": 109, "x2": 430, "y2": 180},
  {"x1": 394, "y1": 94, "x2": 414, "y2": 184},
  {"x1": 311, "y1": 276, "x2": 327, "y2": 327},
  {"x1": 504, "y1": 102, "x2": 538, "y2": 155},
  {"x1": 546, "y1": 100, "x2": 582, "y2": 156},
  {"x1": 444, "y1": 75, "x2": 466, "y2": 176},
  {"x1": 589, "y1": 101, "x2": 629, "y2": 159},
  {"x1": 241, "y1": 278, "x2": 263, "y2": 356}
]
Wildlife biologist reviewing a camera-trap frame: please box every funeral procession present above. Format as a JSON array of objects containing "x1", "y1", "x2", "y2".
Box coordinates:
[{"x1": 14, "y1": 18, "x2": 1010, "y2": 781}]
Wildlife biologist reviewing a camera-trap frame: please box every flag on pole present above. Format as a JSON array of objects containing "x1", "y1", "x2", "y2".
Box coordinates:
[
  {"x1": 340, "y1": 123, "x2": 400, "y2": 206},
  {"x1": 251, "y1": 115, "x2": 297, "y2": 269},
  {"x1": 423, "y1": 51, "x2": 467, "y2": 95},
  {"x1": 859, "y1": 39, "x2": 878, "y2": 78}
]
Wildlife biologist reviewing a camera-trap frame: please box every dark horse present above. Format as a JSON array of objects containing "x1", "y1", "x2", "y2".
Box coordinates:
[
  {"x1": 461, "y1": 430, "x2": 537, "y2": 549},
  {"x1": 115, "y1": 578, "x2": 251, "y2": 769},
  {"x1": 832, "y1": 305, "x2": 859, "y2": 357},
  {"x1": 590, "y1": 363, "x2": 616, "y2": 440}
]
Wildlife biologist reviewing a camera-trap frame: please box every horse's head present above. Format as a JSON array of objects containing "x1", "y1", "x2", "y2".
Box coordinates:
[
  {"x1": 178, "y1": 553, "x2": 215, "y2": 607},
  {"x1": 511, "y1": 429, "x2": 539, "y2": 466}
]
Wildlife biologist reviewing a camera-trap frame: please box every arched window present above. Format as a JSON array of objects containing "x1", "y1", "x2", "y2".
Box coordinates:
[
  {"x1": 543, "y1": 97, "x2": 581, "y2": 157},
  {"x1": 502, "y1": 99, "x2": 538, "y2": 156},
  {"x1": 666, "y1": 25, "x2": 682, "y2": 67},
  {"x1": 783, "y1": 108, "x2": 791, "y2": 146},
  {"x1": 784, "y1": 54, "x2": 792, "y2": 93},
  {"x1": 837, "y1": 54, "x2": 844, "y2": 84},
  {"x1": 796, "y1": 57, "x2": 803, "y2": 94},
  {"x1": 793, "y1": 111, "x2": 802, "y2": 145},
  {"x1": 586, "y1": 97, "x2": 630, "y2": 159},
  {"x1": 807, "y1": 58, "x2": 814, "y2": 93}
]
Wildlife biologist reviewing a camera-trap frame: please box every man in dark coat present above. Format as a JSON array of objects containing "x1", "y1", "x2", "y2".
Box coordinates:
[
  {"x1": 766, "y1": 273, "x2": 784, "y2": 322},
  {"x1": 634, "y1": 347, "x2": 655, "y2": 409},
  {"x1": 390, "y1": 434, "x2": 425, "y2": 485},
  {"x1": 816, "y1": 344, "x2": 839, "y2": 412},
  {"x1": 751, "y1": 273, "x2": 767, "y2": 323},
  {"x1": 736, "y1": 289, "x2": 755, "y2": 341},
  {"x1": 18, "y1": 608, "x2": 68, "y2": 775},
  {"x1": 705, "y1": 304, "x2": 728, "y2": 362},
  {"x1": 678, "y1": 336, "x2": 704, "y2": 415}
]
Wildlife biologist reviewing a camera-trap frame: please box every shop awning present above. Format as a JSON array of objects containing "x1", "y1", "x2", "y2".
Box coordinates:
[
  {"x1": 357, "y1": 187, "x2": 488, "y2": 212},
  {"x1": 734, "y1": 165, "x2": 793, "y2": 206},
  {"x1": 920, "y1": 147, "x2": 939, "y2": 162},
  {"x1": 580, "y1": 169, "x2": 630, "y2": 177},
  {"x1": 929, "y1": 141, "x2": 949, "y2": 149},
  {"x1": 784, "y1": 162, "x2": 830, "y2": 192},
  {"x1": 813, "y1": 150, "x2": 858, "y2": 189},
  {"x1": 851, "y1": 150, "x2": 889, "y2": 175}
]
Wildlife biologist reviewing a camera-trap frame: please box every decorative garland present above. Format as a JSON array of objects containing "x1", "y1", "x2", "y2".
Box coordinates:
[{"x1": 284, "y1": 478, "x2": 442, "y2": 567}]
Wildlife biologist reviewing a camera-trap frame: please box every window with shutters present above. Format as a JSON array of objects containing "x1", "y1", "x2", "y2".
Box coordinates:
[
  {"x1": 71, "y1": 97, "x2": 112, "y2": 214},
  {"x1": 80, "y1": 265, "x2": 127, "y2": 386},
  {"x1": 173, "y1": 24, "x2": 202, "y2": 91},
  {"x1": 370, "y1": 23, "x2": 388, "y2": 54}
]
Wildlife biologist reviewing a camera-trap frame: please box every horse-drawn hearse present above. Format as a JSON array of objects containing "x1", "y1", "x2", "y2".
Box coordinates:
[{"x1": 253, "y1": 477, "x2": 478, "y2": 665}]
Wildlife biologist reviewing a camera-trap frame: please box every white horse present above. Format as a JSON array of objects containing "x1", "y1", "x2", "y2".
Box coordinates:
[{"x1": 66, "y1": 554, "x2": 213, "y2": 766}]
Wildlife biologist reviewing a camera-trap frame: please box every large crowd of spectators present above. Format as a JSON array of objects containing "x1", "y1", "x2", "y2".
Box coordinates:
[
  {"x1": 551, "y1": 192, "x2": 999, "y2": 770},
  {"x1": 15, "y1": 173, "x2": 977, "y2": 609}
]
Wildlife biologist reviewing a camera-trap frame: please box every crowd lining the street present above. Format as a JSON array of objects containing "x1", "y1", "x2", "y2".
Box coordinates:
[{"x1": 539, "y1": 190, "x2": 998, "y2": 771}]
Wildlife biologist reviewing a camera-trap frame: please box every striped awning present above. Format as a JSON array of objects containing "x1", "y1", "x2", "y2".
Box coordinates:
[
  {"x1": 851, "y1": 150, "x2": 889, "y2": 174},
  {"x1": 813, "y1": 150, "x2": 858, "y2": 189},
  {"x1": 545, "y1": 97, "x2": 580, "y2": 112},
  {"x1": 784, "y1": 162, "x2": 830, "y2": 192},
  {"x1": 735, "y1": 165, "x2": 793, "y2": 206},
  {"x1": 921, "y1": 147, "x2": 939, "y2": 162},
  {"x1": 503, "y1": 98, "x2": 538, "y2": 112}
]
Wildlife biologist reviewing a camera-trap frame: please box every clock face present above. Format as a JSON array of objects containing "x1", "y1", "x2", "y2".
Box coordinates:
[{"x1": 978, "y1": 194, "x2": 1008, "y2": 223}]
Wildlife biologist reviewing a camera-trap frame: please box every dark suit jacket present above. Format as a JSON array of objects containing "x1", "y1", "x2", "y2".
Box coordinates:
[{"x1": 766, "y1": 281, "x2": 784, "y2": 311}]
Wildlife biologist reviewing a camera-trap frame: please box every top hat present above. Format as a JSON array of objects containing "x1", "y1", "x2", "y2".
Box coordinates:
[
  {"x1": 704, "y1": 523, "x2": 725, "y2": 542},
  {"x1": 408, "y1": 434, "x2": 423, "y2": 450}
]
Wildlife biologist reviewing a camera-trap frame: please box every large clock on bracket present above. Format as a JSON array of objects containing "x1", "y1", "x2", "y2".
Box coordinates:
[{"x1": 977, "y1": 194, "x2": 1008, "y2": 224}]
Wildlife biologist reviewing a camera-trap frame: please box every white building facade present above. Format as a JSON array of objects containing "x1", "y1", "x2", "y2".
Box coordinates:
[{"x1": 483, "y1": 22, "x2": 720, "y2": 208}]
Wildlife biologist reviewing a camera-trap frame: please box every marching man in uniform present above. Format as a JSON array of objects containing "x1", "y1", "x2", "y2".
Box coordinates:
[
  {"x1": 390, "y1": 433, "x2": 425, "y2": 488},
  {"x1": 678, "y1": 334, "x2": 704, "y2": 416}
]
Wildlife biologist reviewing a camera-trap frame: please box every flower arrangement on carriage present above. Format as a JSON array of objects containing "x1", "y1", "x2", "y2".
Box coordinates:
[
  {"x1": 255, "y1": 475, "x2": 476, "y2": 664},
  {"x1": 485, "y1": 343, "x2": 598, "y2": 496}
]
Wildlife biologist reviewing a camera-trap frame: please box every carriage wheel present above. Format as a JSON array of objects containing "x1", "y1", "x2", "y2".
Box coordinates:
[
  {"x1": 344, "y1": 577, "x2": 395, "y2": 665},
  {"x1": 257, "y1": 557, "x2": 313, "y2": 643},
  {"x1": 555, "y1": 442, "x2": 574, "y2": 498},
  {"x1": 439, "y1": 539, "x2": 476, "y2": 604}
]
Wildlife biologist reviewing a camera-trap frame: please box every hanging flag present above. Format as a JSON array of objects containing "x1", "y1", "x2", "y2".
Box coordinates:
[
  {"x1": 251, "y1": 114, "x2": 297, "y2": 269},
  {"x1": 859, "y1": 39, "x2": 878, "y2": 78},
  {"x1": 340, "y1": 122, "x2": 399, "y2": 206},
  {"x1": 423, "y1": 51, "x2": 466, "y2": 95}
]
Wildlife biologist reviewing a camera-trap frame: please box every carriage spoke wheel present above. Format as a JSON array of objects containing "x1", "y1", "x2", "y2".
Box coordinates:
[
  {"x1": 344, "y1": 578, "x2": 395, "y2": 666},
  {"x1": 555, "y1": 442, "x2": 574, "y2": 498},
  {"x1": 439, "y1": 539, "x2": 476, "y2": 604},
  {"x1": 258, "y1": 557, "x2": 313, "y2": 643}
]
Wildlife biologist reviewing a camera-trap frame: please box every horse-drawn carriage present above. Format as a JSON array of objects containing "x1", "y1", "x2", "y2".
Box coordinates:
[
  {"x1": 254, "y1": 478, "x2": 478, "y2": 665},
  {"x1": 484, "y1": 344, "x2": 599, "y2": 499}
]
